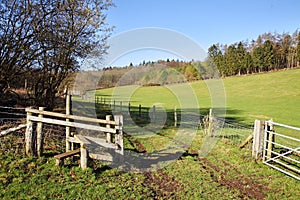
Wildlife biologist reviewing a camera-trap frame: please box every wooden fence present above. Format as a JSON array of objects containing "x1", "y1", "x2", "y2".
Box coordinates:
[
  {"x1": 24, "y1": 106, "x2": 123, "y2": 169},
  {"x1": 93, "y1": 96, "x2": 179, "y2": 127}
]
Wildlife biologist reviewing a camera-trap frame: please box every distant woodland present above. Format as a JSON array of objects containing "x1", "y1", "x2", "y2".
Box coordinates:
[
  {"x1": 85, "y1": 30, "x2": 300, "y2": 90},
  {"x1": 208, "y1": 31, "x2": 300, "y2": 77}
]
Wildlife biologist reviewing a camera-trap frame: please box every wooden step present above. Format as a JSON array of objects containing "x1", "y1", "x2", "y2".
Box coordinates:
[{"x1": 54, "y1": 148, "x2": 80, "y2": 166}]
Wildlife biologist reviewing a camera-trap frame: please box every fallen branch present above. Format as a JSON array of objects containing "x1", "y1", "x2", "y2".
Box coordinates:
[{"x1": 0, "y1": 124, "x2": 26, "y2": 137}]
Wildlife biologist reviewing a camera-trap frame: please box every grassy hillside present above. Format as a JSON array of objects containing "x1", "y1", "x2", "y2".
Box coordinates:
[
  {"x1": 1, "y1": 132, "x2": 299, "y2": 199},
  {"x1": 1, "y1": 69, "x2": 300, "y2": 199},
  {"x1": 95, "y1": 68, "x2": 300, "y2": 127},
  {"x1": 224, "y1": 69, "x2": 300, "y2": 127}
]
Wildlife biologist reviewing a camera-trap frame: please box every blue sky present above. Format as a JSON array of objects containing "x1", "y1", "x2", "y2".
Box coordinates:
[{"x1": 105, "y1": 0, "x2": 300, "y2": 67}]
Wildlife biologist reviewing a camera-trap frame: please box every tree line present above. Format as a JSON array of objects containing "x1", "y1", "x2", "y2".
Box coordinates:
[
  {"x1": 0, "y1": 0, "x2": 113, "y2": 109},
  {"x1": 208, "y1": 31, "x2": 300, "y2": 77},
  {"x1": 98, "y1": 30, "x2": 300, "y2": 89}
]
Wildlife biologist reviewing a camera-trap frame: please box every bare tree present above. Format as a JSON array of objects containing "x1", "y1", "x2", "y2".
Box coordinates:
[
  {"x1": 0, "y1": 0, "x2": 114, "y2": 109},
  {"x1": 0, "y1": 0, "x2": 42, "y2": 95}
]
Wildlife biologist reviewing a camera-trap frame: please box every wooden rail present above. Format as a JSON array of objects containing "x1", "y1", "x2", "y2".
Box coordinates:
[
  {"x1": 25, "y1": 107, "x2": 117, "y2": 125},
  {"x1": 0, "y1": 123, "x2": 26, "y2": 137}
]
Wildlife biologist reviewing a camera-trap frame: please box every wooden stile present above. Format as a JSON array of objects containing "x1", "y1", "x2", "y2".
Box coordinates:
[{"x1": 24, "y1": 106, "x2": 124, "y2": 169}]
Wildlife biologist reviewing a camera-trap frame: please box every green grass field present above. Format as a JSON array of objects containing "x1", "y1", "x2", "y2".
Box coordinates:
[
  {"x1": 1, "y1": 69, "x2": 300, "y2": 199},
  {"x1": 1, "y1": 134, "x2": 299, "y2": 199},
  {"x1": 95, "y1": 68, "x2": 300, "y2": 127}
]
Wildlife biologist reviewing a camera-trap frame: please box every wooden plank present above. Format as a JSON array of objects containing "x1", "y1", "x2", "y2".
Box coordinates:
[
  {"x1": 25, "y1": 107, "x2": 117, "y2": 125},
  {"x1": 54, "y1": 148, "x2": 80, "y2": 159},
  {"x1": 54, "y1": 148, "x2": 80, "y2": 166},
  {"x1": 66, "y1": 136, "x2": 79, "y2": 144},
  {"x1": 69, "y1": 135, "x2": 118, "y2": 150},
  {"x1": 0, "y1": 124, "x2": 26, "y2": 137},
  {"x1": 89, "y1": 152, "x2": 113, "y2": 162},
  {"x1": 84, "y1": 136, "x2": 118, "y2": 149},
  {"x1": 74, "y1": 135, "x2": 91, "y2": 145},
  {"x1": 27, "y1": 115, "x2": 116, "y2": 133}
]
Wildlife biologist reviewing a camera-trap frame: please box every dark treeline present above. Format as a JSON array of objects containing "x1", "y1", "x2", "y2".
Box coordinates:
[
  {"x1": 0, "y1": 0, "x2": 113, "y2": 109},
  {"x1": 208, "y1": 31, "x2": 300, "y2": 77}
]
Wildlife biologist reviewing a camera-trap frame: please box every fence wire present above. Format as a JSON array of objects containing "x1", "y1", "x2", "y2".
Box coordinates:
[
  {"x1": 0, "y1": 119, "x2": 25, "y2": 155},
  {"x1": 0, "y1": 118, "x2": 66, "y2": 156},
  {"x1": 0, "y1": 106, "x2": 254, "y2": 157},
  {"x1": 215, "y1": 118, "x2": 253, "y2": 147}
]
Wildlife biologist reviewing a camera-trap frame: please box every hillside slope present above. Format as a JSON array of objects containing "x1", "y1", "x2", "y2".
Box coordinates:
[{"x1": 95, "y1": 68, "x2": 300, "y2": 127}]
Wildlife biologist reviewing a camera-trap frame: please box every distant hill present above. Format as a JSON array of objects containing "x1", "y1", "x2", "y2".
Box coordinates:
[{"x1": 73, "y1": 60, "x2": 219, "y2": 91}]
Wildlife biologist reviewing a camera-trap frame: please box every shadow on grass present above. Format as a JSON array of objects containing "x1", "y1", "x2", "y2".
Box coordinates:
[{"x1": 71, "y1": 100, "x2": 250, "y2": 128}]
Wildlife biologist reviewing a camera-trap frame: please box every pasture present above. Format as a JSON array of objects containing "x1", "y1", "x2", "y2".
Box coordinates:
[
  {"x1": 1, "y1": 69, "x2": 300, "y2": 199},
  {"x1": 95, "y1": 68, "x2": 300, "y2": 127}
]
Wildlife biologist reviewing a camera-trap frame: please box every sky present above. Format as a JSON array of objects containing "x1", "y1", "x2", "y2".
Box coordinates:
[{"x1": 104, "y1": 0, "x2": 300, "y2": 67}]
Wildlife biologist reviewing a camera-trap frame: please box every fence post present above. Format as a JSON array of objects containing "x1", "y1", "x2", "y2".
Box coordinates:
[
  {"x1": 114, "y1": 115, "x2": 124, "y2": 155},
  {"x1": 252, "y1": 119, "x2": 264, "y2": 159},
  {"x1": 139, "y1": 104, "x2": 142, "y2": 117},
  {"x1": 266, "y1": 119, "x2": 274, "y2": 159},
  {"x1": 152, "y1": 105, "x2": 156, "y2": 121},
  {"x1": 120, "y1": 101, "x2": 122, "y2": 112},
  {"x1": 113, "y1": 99, "x2": 116, "y2": 111},
  {"x1": 25, "y1": 108, "x2": 34, "y2": 156},
  {"x1": 36, "y1": 107, "x2": 45, "y2": 157},
  {"x1": 80, "y1": 144, "x2": 88, "y2": 169},
  {"x1": 128, "y1": 103, "x2": 131, "y2": 113},
  {"x1": 66, "y1": 93, "x2": 71, "y2": 152},
  {"x1": 174, "y1": 106, "x2": 177, "y2": 127},
  {"x1": 208, "y1": 109, "x2": 213, "y2": 136},
  {"x1": 106, "y1": 115, "x2": 112, "y2": 143}
]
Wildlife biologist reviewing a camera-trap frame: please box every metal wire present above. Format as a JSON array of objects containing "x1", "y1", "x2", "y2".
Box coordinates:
[{"x1": 0, "y1": 106, "x2": 254, "y2": 156}]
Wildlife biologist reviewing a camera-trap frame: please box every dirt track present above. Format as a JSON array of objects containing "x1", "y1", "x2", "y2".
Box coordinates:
[{"x1": 131, "y1": 137, "x2": 271, "y2": 199}]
